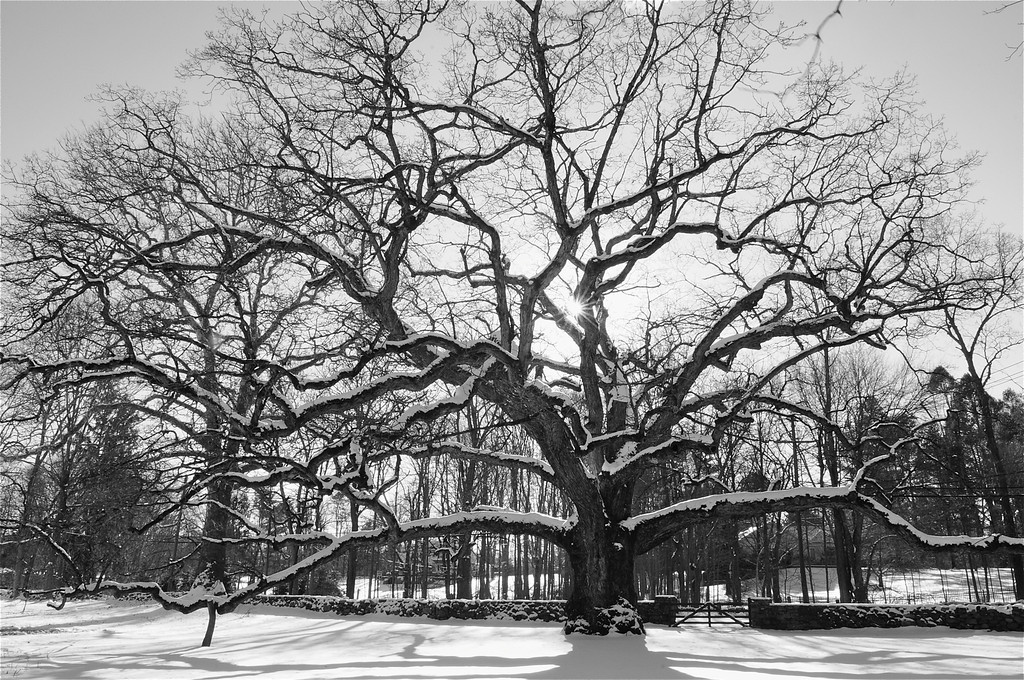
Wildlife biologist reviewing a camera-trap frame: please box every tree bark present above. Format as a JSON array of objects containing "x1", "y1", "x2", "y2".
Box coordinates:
[
  {"x1": 561, "y1": 504, "x2": 644, "y2": 635},
  {"x1": 501, "y1": 536, "x2": 510, "y2": 600},
  {"x1": 455, "y1": 532, "x2": 473, "y2": 599},
  {"x1": 201, "y1": 602, "x2": 217, "y2": 647},
  {"x1": 478, "y1": 536, "x2": 491, "y2": 599},
  {"x1": 346, "y1": 505, "x2": 359, "y2": 599},
  {"x1": 200, "y1": 478, "x2": 232, "y2": 590}
]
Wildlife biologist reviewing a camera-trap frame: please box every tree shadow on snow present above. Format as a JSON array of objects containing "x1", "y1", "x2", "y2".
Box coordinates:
[
  {"x1": 26, "y1": 653, "x2": 347, "y2": 680},
  {"x1": 643, "y1": 628, "x2": 1022, "y2": 680},
  {"x1": 26, "y1": 632, "x2": 687, "y2": 680},
  {"x1": 528, "y1": 634, "x2": 689, "y2": 679},
  {"x1": 21, "y1": 622, "x2": 1022, "y2": 680}
]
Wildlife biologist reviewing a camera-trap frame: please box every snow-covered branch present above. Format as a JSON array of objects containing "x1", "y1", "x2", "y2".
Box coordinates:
[
  {"x1": 404, "y1": 440, "x2": 556, "y2": 483},
  {"x1": 627, "y1": 486, "x2": 1024, "y2": 556},
  {"x1": 57, "y1": 509, "x2": 575, "y2": 615}
]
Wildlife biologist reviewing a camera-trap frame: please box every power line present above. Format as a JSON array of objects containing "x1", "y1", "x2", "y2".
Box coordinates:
[{"x1": 986, "y1": 372, "x2": 1023, "y2": 390}]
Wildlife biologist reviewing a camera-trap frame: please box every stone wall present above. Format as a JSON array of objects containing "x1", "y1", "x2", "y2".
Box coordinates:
[
  {"x1": 257, "y1": 595, "x2": 680, "y2": 625},
  {"x1": 247, "y1": 595, "x2": 569, "y2": 622},
  {"x1": 113, "y1": 592, "x2": 690, "y2": 626},
  {"x1": 748, "y1": 597, "x2": 1024, "y2": 631},
  {"x1": 636, "y1": 596, "x2": 680, "y2": 625}
]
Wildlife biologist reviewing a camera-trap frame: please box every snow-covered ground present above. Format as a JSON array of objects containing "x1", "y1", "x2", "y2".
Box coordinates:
[{"x1": 2, "y1": 598, "x2": 1021, "y2": 679}]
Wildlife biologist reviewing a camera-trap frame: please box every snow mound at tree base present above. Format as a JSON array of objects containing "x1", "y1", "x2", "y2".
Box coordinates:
[{"x1": 563, "y1": 597, "x2": 646, "y2": 635}]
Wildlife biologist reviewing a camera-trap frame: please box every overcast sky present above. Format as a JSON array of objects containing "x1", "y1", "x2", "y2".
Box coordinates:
[{"x1": 2, "y1": 0, "x2": 1021, "y2": 387}]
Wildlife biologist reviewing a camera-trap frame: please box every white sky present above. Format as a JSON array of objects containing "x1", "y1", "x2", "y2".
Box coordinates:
[
  {"x1": 1, "y1": 0, "x2": 1021, "y2": 387},
  {"x1": 2, "y1": 1, "x2": 1020, "y2": 237}
]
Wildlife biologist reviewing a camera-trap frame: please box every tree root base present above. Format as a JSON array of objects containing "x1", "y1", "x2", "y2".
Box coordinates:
[{"x1": 563, "y1": 598, "x2": 646, "y2": 635}]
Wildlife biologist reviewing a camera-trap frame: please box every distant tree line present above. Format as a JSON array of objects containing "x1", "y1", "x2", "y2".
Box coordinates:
[{"x1": 5, "y1": 345, "x2": 1021, "y2": 605}]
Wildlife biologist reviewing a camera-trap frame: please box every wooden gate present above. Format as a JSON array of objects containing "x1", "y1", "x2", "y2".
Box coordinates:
[{"x1": 672, "y1": 602, "x2": 749, "y2": 627}]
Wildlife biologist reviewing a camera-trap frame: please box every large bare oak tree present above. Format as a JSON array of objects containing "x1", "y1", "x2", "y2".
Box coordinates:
[{"x1": 3, "y1": 0, "x2": 1022, "y2": 636}]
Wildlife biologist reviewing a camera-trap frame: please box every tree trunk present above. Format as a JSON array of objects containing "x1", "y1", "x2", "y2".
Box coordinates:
[
  {"x1": 421, "y1": 539, "x2": 430, "y2": 599},
  {"x1": 792, "y1": 420, "x2": 810, "y2": 603},
  {"x1": 727, "y1": 520, "x2": 742, "y2": 603},
  {"x1": 478, "y1": 537, "x2": 491, "y2": 599},
  {"x1": 831, "y1": 510, "x2": 853, "y2": 602},
  {"x1": 456, "y1": 532, "x2": 473, "y2": 598},
  {"x1": 683, "y1": 527, "x2": 699, "y2": 603},
  {"x1": 770, "y1": 514, "x2": 783, "y2": 602},
  {"x1": 15, "y1": 551, "x2": 37, "y2": 594},
  {"x1": 13, "y1": 449, "x2": 47, "y2": 594},
  {"x1": 796, "y1": 511, "x2": 810, "y2": 603},
  {"x1": 288, "y1": 541, "x2": 301, "y2": 595},
  {"x1": 403, "y1": 542, "x2": 414, "y2": 599},
  {"x1": 531, "y1": 537, "x2": 542, "y2": 599},
  {"x1": 850, "y1": 512, "x2": 868, "y2": 602},
  {"x1": 561, "y1": 516, "x2": 644, "y2": 635},
  {"x1": 516, "y1": 536, "x2": 524, "y2": 593},
  {"x1": 546, "y1": 540, "x2": 556, "y2": 599},
  {"x1": 201, "y1": 602, "x2": 217, "y2": 647},
  {"x1": 444, "y1": 547, "x2": 452, "y2": 599},
  {"x1": 346, "y1": 505, "x2": 359, "y2": 598},
  {"x1": 200, "y1": 478, "x2": 232, "y2": 590},
  {"x1": 501, "y1": 537, "x2": 510, "y2": 600},
  {"x1": 970, "y1": 375, "x2": 1024, "y2": 599}
]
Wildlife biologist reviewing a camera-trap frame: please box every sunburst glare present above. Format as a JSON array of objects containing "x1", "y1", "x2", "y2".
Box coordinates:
[{"x1": 563, "y1": 297, "x2": 585, "y2": 320}]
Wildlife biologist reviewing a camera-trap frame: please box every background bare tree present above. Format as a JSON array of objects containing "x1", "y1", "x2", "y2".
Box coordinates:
[{"x1": 918, "y1": 231, "x2": 1024, "y2": 597}]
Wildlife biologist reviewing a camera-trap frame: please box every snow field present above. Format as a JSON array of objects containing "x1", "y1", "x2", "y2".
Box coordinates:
[{"x1": 2, "y1": 598, "x2": 1021, "y2": 679}]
